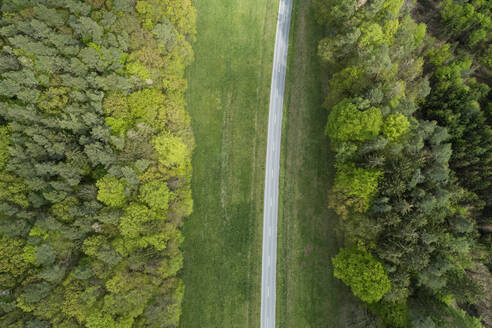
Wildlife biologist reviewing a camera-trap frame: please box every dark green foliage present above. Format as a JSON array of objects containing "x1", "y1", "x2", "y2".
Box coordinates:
[
  {"x1": 440, "y1": 0, "x2": 491, "y2": 53},
  {"x1": 369, "y1": 301, "x2": 410, "y2": 328},
  {"x1": 0, "y1": 0, "x2": 195, "y2": 326},
  {"x1": 423, "y1": 2, "x2": 492, "y2": 324},
  {"x1": 422, "y1": 46, "x2": 492, "y2": 216},
  {"x1": 410, "y1": 291, "x2": 485, "y2": 328}
]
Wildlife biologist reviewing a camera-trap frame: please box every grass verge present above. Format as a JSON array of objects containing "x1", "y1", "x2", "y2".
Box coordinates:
[
  {"x1": 276, "y1": 0, "x2": 354, "y2": 326},
  {"x1": 180, "y1": 0, "x2": 279, "y2": 327}
]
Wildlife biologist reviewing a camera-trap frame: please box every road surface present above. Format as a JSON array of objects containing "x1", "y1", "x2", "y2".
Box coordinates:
[{"x1": 260, "y1": 0, "x2": 293, "y2": 327}]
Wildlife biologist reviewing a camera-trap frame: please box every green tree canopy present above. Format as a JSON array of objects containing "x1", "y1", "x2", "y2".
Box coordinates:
[
  {"x1": 97, "y1": 176, "x2": 127, "y2": 208},
  {"x1": 334, "y1": 164, "x2": 382, "y2": 211},
  {"x1": 383, "y1": 113, "x2": 411, "y2": 141},
  {"x1": 0, "y1": 0, "x2": 195, "y2": 326},
  {"x1": 333, "y1": 247, "x2": 391, "y2": 303},
  {"x1": 326, "y1": 99, "x2": 383, "y2": 142}
]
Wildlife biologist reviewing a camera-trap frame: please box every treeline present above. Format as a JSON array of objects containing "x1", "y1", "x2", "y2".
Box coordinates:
[
  {"x1": 314, "y1": 0, "x2": 490, "y2": 327},
  {"x1": 0, "y1": 0, "x2": 195, "y2": 327}
]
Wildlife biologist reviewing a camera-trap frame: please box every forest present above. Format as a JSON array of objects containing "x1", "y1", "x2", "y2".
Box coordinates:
[
  {"x1": 0, "y1": 0, "x2": 490, "y2": 327},
  {"x1": 315, "y1": 0, "x2": 491, "y2": 326},
  {"x1": 0, "y1": 0, "x2": 196, "y2": 327}
]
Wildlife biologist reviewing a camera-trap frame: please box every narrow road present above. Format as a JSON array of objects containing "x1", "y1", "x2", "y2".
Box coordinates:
[{"x1": 260, "y1": 0, "x2": 293, "y2": 327}]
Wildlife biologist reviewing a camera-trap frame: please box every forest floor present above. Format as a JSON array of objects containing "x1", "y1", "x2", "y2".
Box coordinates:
[
  {"x1": 276, "y1": 0, "x2": 355, "y2": 326},
  {"x1": 180, "y1": 0, "x2": 279, "y2": 327}
]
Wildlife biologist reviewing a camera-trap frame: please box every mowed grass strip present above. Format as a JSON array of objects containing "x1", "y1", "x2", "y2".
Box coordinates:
[
  {"x1": 276, "y1": 0, "x2": 354, "y2": 327},
  {"x1": 180, "y1": 0, "x2": 279, "y2": 327}
]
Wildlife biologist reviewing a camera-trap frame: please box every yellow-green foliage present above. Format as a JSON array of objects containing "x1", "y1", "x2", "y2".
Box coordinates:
[
  {"x1": 104, "y1": 88, "x2": 171, "y2": 133},
  {"x1": 383, "y1": 113, "x2": 410, "y2": 141},
  {"x1": 0, "y1": 128, "x2": 29, "y2": 208},
  {"x1": 103, "y1": 92, "x2": 132, "y2": 134},
  {"x1": 0, "y1": 126, "x2": 10, "y2": 169},
  {"x1": 333, "y1": 247, "x2": 391, "y2": 303},
  {"x1": 326, "y1": 99, "x2": 383, "y2": 142},
  {"x1": 0, "y1": 236, "x2": 29, "y2": 284},
  {"x1": 28, "y1": 226, "x2": 48, "y2": 239},
  {"x1": 82, "y1": 235, "x2": 107, "y2": 258},
  {"x1": 328, "y1": 185, "x2": 369, "y2": 220},
  {"x1": 62, "y1": 282, "x2": 97, "y2": 323},
  {"x1": 384, "y1": 19, "x2": 400, "y2": 41},
  {"x1": 126, "y1": 60, "x2": 150, "y2": 79},
  {"x1": 103, "y1": 91, "x2": 129, "y2": 117},
  {"x1": 119, "y1": 204, "x2": 158, "y2": 237},
  {"x1": 0, "y1": 145, "x2": 29, "y2": 211},
  {"x1": 86, "y1": 312, "x2": 133, "y2": 328},
  {"x1": 158, "y1": 252, "x2": 183, "y2": 279},
  {"x1": 359, "y1": 23, "x2": 386, "y2": 48},
  {"x1": 136, "y1": 0, "x2": 196, "y2": 38},
  {"x1": 334, "y1": 164, "x2": 382, "y2": 211},
  {"x1": 118, "y1": 203, "x2": 174, "y2": 251},
  {"x1": 0, "y1": 0, "x2": 194, "y2": 326},
  {"x1": 382, "y1": 0, "x2": 405, "y2": 18},
  {"x1": 165, "y1": 278, "x2": 185, "y2": 326},
  {"x1": 22, "y1": 245, "x2": 37, "y2": 265},
  {"x1": 138, "y1": 180, "x2": 171, "y2": 211},
  {"x1": 153, "y1": 133, "x2": 190, "y2": 174},
  {"x1": 105, "y1": 116, "x2": 132, "y2": 135},
  {"x1": 127, "y1": 88, "x2": 167, "y2": 127},
  {"x1": 96, "y1": 176, "x2": 126, "y2": 207},
  {"x1": 37, "y1": 87, "x2": 70, "y2": 114}
]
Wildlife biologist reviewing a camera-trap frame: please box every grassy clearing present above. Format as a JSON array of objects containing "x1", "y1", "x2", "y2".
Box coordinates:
[
  {"x1": 180, "y1": 0, "x2": 279, "y2": 327},
  {"x1": 276, "y1": 0, "x2": 355, "y2": 327}
]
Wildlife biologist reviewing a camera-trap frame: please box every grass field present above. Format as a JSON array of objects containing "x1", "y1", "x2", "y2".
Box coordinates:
[
  {"x1": 276, "y1": 0, "x2": 355, "y2": 326},
  {"x1": 180, "y1": 0, "x2": 279, "y2": 327}
]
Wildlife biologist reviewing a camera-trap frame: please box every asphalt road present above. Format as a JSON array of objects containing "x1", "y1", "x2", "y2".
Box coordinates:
[{"x1": 260, "y1": 0, "x2": 293, "y2": 327}]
